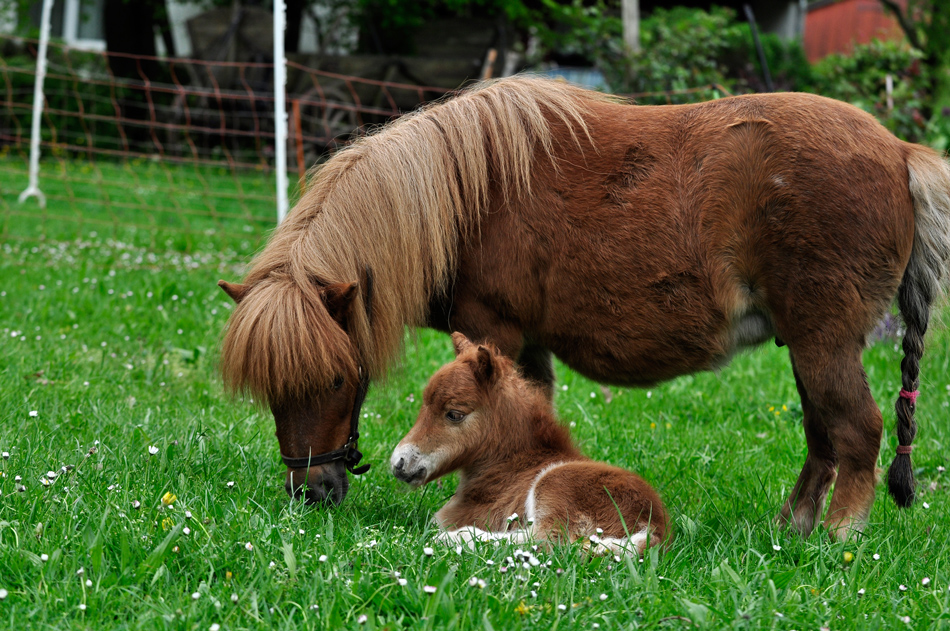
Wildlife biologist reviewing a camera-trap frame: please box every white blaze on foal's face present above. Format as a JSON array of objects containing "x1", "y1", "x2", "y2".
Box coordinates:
[{"x1": 390, "y1": 334, "x2": 497, "y2": 487}]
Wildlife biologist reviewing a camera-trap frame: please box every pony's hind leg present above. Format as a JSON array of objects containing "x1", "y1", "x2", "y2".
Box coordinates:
[
  {"x1": 777, "y1": 361, "x2": 837, "y2": 536},
  {"x1": 785, "y1": 344, "x2": 882, "y2": 541}
]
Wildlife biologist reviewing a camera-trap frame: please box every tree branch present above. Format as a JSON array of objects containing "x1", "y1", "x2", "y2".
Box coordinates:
[{"x1": 879, "y1": 0, "x2": 925, "y2": 52}]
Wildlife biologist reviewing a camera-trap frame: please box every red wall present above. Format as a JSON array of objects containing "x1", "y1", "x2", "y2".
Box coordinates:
[{"x1": 804, "y1": 0, "x2": 905, "y2": 62}]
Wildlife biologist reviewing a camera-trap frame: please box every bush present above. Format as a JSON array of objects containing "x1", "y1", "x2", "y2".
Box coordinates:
[{"x1": 803, "y1": 39, "x2": 929, "y2": 143}]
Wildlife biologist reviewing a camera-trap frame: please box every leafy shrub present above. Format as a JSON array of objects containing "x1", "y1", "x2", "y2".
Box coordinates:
[{"x1": 803, "y1": 39, "x2": 929, "y2": 143}]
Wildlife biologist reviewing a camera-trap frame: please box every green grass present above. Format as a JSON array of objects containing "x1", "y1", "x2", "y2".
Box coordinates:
[{"x1": 2, "y1": 162, "x2": 950, "y2": 630}]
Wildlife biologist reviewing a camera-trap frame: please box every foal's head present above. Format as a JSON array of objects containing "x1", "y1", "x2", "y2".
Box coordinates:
[{"x1": 391, "y1": 332, "x2": 519, "y2": 486}]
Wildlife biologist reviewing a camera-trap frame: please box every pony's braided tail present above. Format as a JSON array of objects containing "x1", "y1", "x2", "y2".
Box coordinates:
[
  {"x1": 888, "y1": 282, "x2": 926, "y2": 506},
  {"x1": 887, "y1": 146, "x2": 950, "y2": 507}
]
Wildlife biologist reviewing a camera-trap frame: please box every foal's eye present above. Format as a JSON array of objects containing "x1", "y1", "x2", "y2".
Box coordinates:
[
  {"x1": 331, "y1": 376, "x2": 344, "y2": 391},
  {"x1": 445, "y1": 410, "x2": 466, "y2": 423}
]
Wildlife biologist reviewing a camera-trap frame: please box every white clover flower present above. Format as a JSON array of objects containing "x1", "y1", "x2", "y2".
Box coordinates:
[
  {"x1": 40, "y1": 554, "x2": 49, "y2": 562},
  {"x1": 132, "y1": 501, "x2": 141, "y2": 510},
  {"x1": 192, "y1": 592, "x2": 201, "y2": 600},
  {"x1": 244, "y1": 542, "x2": 253, "y2": 551},
  {"x1": 423, "y1": 547, "x2": 434, "y2": 557},
  {"x1": 230, "y1": 594, "x2": 239, "y2": 603},
  {"x1": 423, "y1": 586, "x2": 437, "y2": 594},
  {"x1": 148, "y1": 446, "x2": 159, "y2": 456},
  {"x1": 468, "y1": 577, "x2": 479, "y2": 587},
  {"x1": 226, "y1": 481, "x2": 235, "y2": 488},
  {"x1": 319, "y1": 554, "x2": 328, "y2": 563},
  {"x1": 47, "y1": 471, "x2": 57, "y2": 479},
  {"x1": 397, "y1": 578, "x2": 408, "y2": 586},
  {"x1": 357, "y1": 614, "x2": 368, "y2": 624},
  {"x1": 183, "y1": 527, "x2": 191, "y2": 536},
  {"x1": 0, "y1": 589, "x2": 7, "y2": 599},
  {"x1": 210, "y1": 625, "x2": 221, "y2": 631},
  {"x1": 873, "y1": 554, "x2": 880, "y2": 560},
  {"x1": 79, "y1": 604, "x2": 86, "y2": 611},
  {"x1": 529, "y1": 590, "x2": 537, "y2": 598},
  {"x1": 76, "y1": 568, "x2": 84, "y2": 576},
  {"x1": 185, "y1": 511, "x2": 193, "y2": 519},
  {"x1": 899, "y1": 584, "x2": 908, "y2": 592},
  {"x1": 298, "y1": 529, "x2": 305, "y2": 535},
  {"x1": 599, "y1": 593, "x2": 608, "y2": 601},
  {"x1": 923, "y1": 502, "x2": 930, "y2": 509},
  {"x1": 772, "y1": 544, "x2": 782, "y2": 551},
  {"x1": 85, "y1": 579, "x2": 92, "y2": 588},
  {"x1": 857, "y1": 588, "x2": 866, "y2": 596},
  {"x1": 1, "y1": 452, "x2": 8, "y2": 459},
  {"x1": 29, "y1": 411, "x2": 38, "y2": 417},
  {"x1": 922, "y1": 577, "x2": 931, "y2": 586}
]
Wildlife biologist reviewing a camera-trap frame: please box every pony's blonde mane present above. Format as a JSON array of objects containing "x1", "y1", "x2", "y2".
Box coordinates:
[{"x1": 221, "y1": 76, "x2": 618, "y2": 404}]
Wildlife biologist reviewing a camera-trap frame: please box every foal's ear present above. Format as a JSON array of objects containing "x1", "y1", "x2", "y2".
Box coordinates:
[
  {"x1": 321, "y1": 281, "x2": 359, "y2": 323},
  {"x1": 218, "y1": 280, "x2": 250, "y2": 304},
  {"x1": 473, "y1": 345, "x2": 498, "y2": 387},
  {"x1": 451, "y1": 332, "x2": 474, "y2": 356}
]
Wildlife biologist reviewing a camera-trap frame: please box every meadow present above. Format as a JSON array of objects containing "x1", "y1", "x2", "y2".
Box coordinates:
[{"x1": 2, "y1": 157, "x2": 950, "y2": 630}]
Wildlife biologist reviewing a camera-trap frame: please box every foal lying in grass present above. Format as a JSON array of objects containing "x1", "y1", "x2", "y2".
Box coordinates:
[{"x1": 391, "y1": 333, "x2": 669, "y2": 556}]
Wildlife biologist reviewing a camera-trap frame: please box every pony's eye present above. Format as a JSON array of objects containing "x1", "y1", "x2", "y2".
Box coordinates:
[
  {"x1": 331, "y1": 376, "x2": 344, "y2": 391},
  {"x1": 445, "y1": 410, "x2": 465, "y2": 423}
]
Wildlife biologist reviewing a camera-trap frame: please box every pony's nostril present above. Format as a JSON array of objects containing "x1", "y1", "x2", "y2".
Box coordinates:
[{"x1": 394, "y1": 457, "x2": 405, "y2": 472}]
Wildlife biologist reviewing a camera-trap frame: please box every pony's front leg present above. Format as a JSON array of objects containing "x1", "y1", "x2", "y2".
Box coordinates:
[{"x1": 517, "y1": 342, "x2": 555, "y2": 399}]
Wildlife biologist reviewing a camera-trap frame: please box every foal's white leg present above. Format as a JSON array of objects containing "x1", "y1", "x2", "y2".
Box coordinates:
[
  {"x1": 434, "y1": 527, "x2": 534, "y2": 550},
  {"x1": 585, "y1": 528, "x2": 652, "y2": 557}
]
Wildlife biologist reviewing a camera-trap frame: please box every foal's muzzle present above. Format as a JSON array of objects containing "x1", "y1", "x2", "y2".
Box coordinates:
[{"x1": 285, "y1": 462, "x2": 349, "y2": 505}]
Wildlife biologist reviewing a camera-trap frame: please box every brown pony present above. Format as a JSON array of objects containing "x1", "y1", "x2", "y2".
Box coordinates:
[
  {"x1": 218, "y1": 75, "x2": 950, "y2": 540},
  {"x1": 391, "y1": 333, "x2": 669, "y2": 555}
]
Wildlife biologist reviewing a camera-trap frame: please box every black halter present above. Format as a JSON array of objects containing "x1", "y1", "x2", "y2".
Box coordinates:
[{"x1": 280, "y1": 268, "x2": 373, "y2": 476}]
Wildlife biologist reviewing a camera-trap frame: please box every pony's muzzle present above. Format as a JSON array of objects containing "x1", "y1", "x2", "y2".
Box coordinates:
[
  {"x1": 285, "y1": 462, "x2": 349, "y2": 505},
  {"x1": 390, "y1": 444, "x2": 428, "y2": 486}
]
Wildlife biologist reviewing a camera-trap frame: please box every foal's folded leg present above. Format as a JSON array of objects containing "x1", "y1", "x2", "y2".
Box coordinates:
[{"x1": 435, "y1": 526, "x2": 533, "y2": 550}]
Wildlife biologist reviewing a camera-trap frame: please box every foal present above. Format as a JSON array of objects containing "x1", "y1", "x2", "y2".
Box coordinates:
[{"x1": 391, "y1": 333, "x2": 669, "y2": 555}]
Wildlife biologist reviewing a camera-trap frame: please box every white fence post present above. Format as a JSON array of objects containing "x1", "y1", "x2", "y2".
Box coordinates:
[
  {"x1": 18, "y1": 0, "x2": 55, "y2": 208},
  {"x1": 273, "y1": 0, "x2": 289, "y2": 224}
]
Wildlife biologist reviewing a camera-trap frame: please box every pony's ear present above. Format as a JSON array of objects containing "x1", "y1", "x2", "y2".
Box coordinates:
[
  {"x1": 321, "y1": 281, "x2": 359, "y2": 324},
  {"x1": 473, "y1": 345, "x2": 498, "y2": 387},
  {"x1": 218, "y1": 280, "x2": 250, "y2": 304},
  {"x1": 451, "y1": 332, "x2": 474, "y2": 356}
]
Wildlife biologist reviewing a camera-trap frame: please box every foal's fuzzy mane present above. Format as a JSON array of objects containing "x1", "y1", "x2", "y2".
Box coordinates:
[{"x1": 221, "y1": 76, "x2": 618, "y2": 404}]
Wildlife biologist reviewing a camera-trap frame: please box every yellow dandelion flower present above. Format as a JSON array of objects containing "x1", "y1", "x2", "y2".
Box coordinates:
[
  {"x1": 161, "y1": 492, "x2": 177, "y2": 506},
  {"x1": 162, "y1": 517, "x2": 174, "y2": 531},
  {"x1": 782, "y1": 405, "x2": 788, "y2": 411},
  {"x1": 665, "y1": 422, "x2": 672, "y2": 429},
  {"x1": 843, "y1": 551, "x2": 854, "y2": 563},
  {"x1": 769, "y1": 406, "x2": 775, "y2": 412},
  {"x1": 515, "y1": 601, "x2": 530, "y2": 616},
  {"x1": 650, "y1": 422, "x2": 656, "y2": 429},
  {"x1": 226, "y1": 571, "x2": 233, "y2": 582}
]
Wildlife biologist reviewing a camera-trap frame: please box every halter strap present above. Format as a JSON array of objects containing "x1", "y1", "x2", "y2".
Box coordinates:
[{"x1": 281, "y1": 266, "x2": 374, "y2": 476}]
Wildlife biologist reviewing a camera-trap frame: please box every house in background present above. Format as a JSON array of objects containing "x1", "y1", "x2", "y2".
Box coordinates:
[{"x1": 804, "y1": 0, "x2": 906, "y2": 62}]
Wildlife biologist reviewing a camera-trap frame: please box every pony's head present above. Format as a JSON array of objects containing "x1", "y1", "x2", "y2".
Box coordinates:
[
  {"x1": 218, "y1": 274, "x2": 367, "y2": 505},
  {"x1": 391, "y1": 332, "x2": 515, "y2": 486}
]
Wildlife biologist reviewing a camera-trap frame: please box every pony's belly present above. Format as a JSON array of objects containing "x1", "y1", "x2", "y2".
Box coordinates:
[{"x1": 542, "y1": 311, "x2": 774, "y2": 386}]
